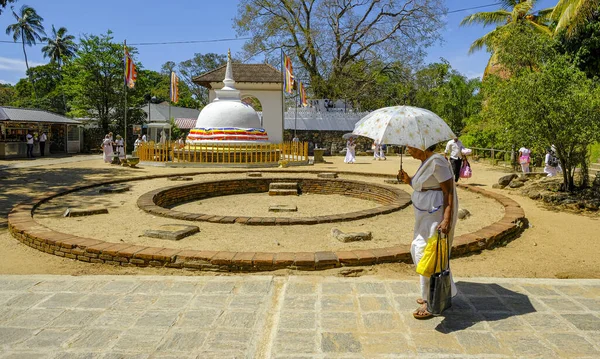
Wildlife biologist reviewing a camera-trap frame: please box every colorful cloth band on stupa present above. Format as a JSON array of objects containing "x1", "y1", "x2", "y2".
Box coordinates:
[{"x1": 187, "y1": 127, "x2": 269, "y2": 141}]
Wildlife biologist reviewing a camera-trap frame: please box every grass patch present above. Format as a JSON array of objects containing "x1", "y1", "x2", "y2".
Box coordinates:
[{"x1": 590, "y1": 143, "x2": 600, "y2": 163}]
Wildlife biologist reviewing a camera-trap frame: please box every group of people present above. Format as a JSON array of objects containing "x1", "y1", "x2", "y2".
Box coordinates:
[
  {"x1": 343, "y1": 138, "x2": 387, "y2": 164},
  {"x1": 24, "y1": 131, "x2": 48, "y2": 158},
  {"x1": 102, "y1": 132, "x2": 129, "y2": 164},
  {"x1": 518, "y1": 145, "x2": 561, "y2": 177}
]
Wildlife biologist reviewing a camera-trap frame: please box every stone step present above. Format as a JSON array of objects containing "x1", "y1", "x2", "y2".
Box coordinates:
[
  {"x1": 268, "y1": 189, "x2": 298, "y2": 196},
  {"x1": 269, "y1": 182, "x2": 298, "y2": 190}
]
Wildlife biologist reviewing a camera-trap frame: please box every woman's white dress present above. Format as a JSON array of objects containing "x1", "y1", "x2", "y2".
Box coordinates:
[
  {"x1": 409, "y1": 153, "x2": 458, "y2": 301},
  {"x1": 544, "y1": 153, "x2": 561, "y2": 177},
  {"x1": 115, "y1": 139, "x2": 125, "y2": 159},
  {"x1": 519, "y1": 147, "x2": 530, "y2": 174},
  {"x1": 102, "y1": 138, "x2": 113, "y2": 163},
  {"x1": 344, "y1": 141, "x2": 356, "y2": 163}
]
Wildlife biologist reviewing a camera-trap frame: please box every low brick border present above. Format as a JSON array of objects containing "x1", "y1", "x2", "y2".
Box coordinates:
[
  {"x1": 7, "y1": 171, "x2": 527, "y2": 271},
  {"x1": 137, "y1": 178, "x2": 412, "y2": 225}
]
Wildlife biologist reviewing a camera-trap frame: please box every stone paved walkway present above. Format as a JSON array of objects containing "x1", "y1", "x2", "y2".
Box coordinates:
[{"x1": 1, "y1": 276, "x2": 599, "y2": 358}]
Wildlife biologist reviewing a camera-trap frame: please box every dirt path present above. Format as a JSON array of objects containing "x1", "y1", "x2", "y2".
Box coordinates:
[{"x1": 1, "y1": 154, "x2": 598, "y2": 279}]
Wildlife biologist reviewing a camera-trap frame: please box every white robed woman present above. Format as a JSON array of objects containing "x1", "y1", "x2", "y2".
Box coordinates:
[
  {"x1": 398, "y1": 144, "x2": 458, "y2": 319},
  {"x1": 102, "y1": 134, "x2": 113, "y2": 163},
  {"x1": 344, "y1": 138, "x2": 356, "y2": 164},
  {"x1": 115, "y1": 135, "x2": 125, "y2": 160}
]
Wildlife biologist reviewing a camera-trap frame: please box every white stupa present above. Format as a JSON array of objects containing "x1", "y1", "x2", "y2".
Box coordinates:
[{"x1": 186, "y1": 50, "x2": 269, "y2": 143}]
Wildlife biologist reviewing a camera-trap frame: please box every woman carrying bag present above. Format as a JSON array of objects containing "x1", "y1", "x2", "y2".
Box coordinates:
[{"x1": 398, "y1": 144, "x2": 459, "y2": 319}]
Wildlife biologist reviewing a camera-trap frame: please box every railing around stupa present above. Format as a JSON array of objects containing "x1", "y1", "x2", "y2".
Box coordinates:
[{"x1": 136, "y1": 141, "x2": 309, "y2": 165}]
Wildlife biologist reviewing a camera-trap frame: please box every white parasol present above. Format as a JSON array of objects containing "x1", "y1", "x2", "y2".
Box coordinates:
[{"x1": 352, "y1": 106, "x2": 455, "y2": 170}]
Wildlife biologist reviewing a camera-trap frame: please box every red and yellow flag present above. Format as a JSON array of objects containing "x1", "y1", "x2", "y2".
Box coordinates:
[
  {"x1": 299, "y1": 81, "x2": 308, "y2": 107},
  {"x1": 170, "y1": 71, "x2": 179, "y2": 103},
  {"x1": 124, "y1": 46, "x2": 137, "y2": 89},
  {"x1": 283, "y1": 53, "x2": 294, "y2": 94}
]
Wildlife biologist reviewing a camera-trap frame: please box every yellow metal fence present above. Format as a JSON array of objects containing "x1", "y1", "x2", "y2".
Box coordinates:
[{"x1": 136, "y1": 141, "x2": 309, "y2": 165}]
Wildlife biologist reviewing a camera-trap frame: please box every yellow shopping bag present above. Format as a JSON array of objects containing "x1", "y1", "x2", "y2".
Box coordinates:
[{"x1": 416, "y1": 231, "x2": 448, "y2": 277}]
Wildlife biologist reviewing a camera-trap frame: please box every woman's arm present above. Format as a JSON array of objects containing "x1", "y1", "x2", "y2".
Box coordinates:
[{"x1": 438, "y1": 178, "x2": 454, "y2": 234}]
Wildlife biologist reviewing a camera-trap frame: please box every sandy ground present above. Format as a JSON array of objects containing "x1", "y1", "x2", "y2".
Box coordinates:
[{"x1": 1, "y1": 154, "x2": 599, "y2": 279}]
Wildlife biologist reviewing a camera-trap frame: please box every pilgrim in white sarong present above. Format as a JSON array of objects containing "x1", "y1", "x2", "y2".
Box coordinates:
[
  {"x1": 344, "y1": 139, "x2": 356, "y2": 164},
  {"x1": 102, "y1": 135, "x2": 113, "y2": 163},
  {"x1": 399, "y1": 148, "x2": 458, "y2": 318},
  {"x1": 115, "y1": 135, "x2": 125, "y2": 159}
]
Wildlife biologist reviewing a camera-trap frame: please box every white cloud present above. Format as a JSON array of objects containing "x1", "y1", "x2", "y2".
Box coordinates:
[
  {"x1": 0, "y1": 79, "x2": 13, "y2": 85},
  {"x1": 464, "y1": 70, "x2": 484, "y2": 80},
  {"x1": 0, "y1": 56, "x2": 45, "y2": 72}
]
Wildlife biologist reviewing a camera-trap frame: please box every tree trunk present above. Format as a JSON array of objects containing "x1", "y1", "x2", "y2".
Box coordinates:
[{"x1": 21, "y1": 32, "x2": 36, "y2": 99}]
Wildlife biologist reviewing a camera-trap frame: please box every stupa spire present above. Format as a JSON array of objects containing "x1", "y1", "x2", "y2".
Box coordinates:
[{"x1": 223, "y1": 49, "x2": 235, "y2": 90}]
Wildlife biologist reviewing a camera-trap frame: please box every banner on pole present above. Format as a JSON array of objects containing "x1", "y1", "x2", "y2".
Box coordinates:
[
  {"x1": 170, "y1": 72, "x2": 179, "y2": 103},
  {"x1": 124, "y1": 46, "x2": 138, "y2": 89},
  {"x1": 299, "y1": 81, "x2": 308, "y2": 107},
  {"x1": 283, "y1": 53, "x2": 294, "y2": 94}
]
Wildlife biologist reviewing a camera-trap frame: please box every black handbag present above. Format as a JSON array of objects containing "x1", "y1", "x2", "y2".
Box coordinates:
[{"x1": 427, "y1": 230, "x2": 452, "y2": 315}]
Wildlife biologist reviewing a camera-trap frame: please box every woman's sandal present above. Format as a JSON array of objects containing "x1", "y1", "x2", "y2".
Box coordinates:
[{"x1": 413, "y1": 304, "x2": 433, "y2": 319}]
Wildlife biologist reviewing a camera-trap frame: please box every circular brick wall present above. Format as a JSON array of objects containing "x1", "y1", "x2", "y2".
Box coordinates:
[
  {"x1": 8, "y1": 170, "x2": 528, "y2": 272},
  {"x1": 137, "y1": 178, "x2": 412, "y2": 225}
]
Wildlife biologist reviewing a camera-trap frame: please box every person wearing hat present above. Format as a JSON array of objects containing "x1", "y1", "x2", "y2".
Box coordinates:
[{"x1": 115, "y1": 135, "x2": 125, "y2": 160}]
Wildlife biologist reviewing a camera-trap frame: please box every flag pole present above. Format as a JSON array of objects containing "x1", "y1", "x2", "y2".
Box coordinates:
[
  {"x1": 123, "y1": 40, "x2": 128, "y2": 157},
  {"x1": 281, "y1": 49, "x2": 285, "y2": 142},
  {"x1": 294, "y1": 82, "x2": 298, "y2": 139},
  {"x1": 168, "y1": 72, "x2": 172, "y2": 145}
]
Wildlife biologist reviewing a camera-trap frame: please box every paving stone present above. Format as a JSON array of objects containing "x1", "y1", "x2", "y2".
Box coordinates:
[
  {"x1": 504, "y1": 296, "x2": 548, "y2": 313},
  {"x1": 358, "y1": 296, "x2": 392, "y2": 311},
  {"x1": 321, "y1": 332, "x2": 362, "y2": 353},
  {"x1": 361, "y1": 312, "x2": 404, "y2": 332},
  {"x1": 111, "y1": 294, "x2": 159, "y2": 310},
  {"x1": 387, "y1": 281, "x2": 420, "y2": 295},
  {"x1": 176, "y1": 309, "x2": 223, "y2": 328},
  {"x1": 575, "y1": 298, "x2": 600, "y2": 311},
  {"x1": 538, "y1": 296, "x2": 588, "y2": 312},
  {"x1": 29, "y1": 280, "x2": 75, "y2": 292},
  {"x1": 321, "y1": 312, "x2": 359, "y2": 332},
  {"x1": 143, "y1": 224, "x2": 199, "y2": 241},
  {"x1": 190, "y1": 294, "x2": 230, "y2": 309},
  {"x1": 467, "y1": 296, "x2": 511, "y2": 312},
  {"x1": 355, "y1": 282, "x2": 386, "y2": 295},
  {"x1": 203, "y1": 329, "x2": 252, "y2": 352},
  {"x1": 132, "y1": 281, "x2": 169, "y2": 294},
  {"x1": 359, "y1": 333, "x2": 413, "y2": 355},
  {"x1": 268, "y1": 204, "x2": 298, "y2": 212},
  {"x1": 286, "y1": 282, "x2": 317, "y2": 296},
  {"x1": 48, "y1": 310, "x2": 102, "y2": 328},
  {"x1": 542, "y1": 332, "x2": 599, "y2": 357},
  {"x1": 76, "y1": 294, "x2": 119, "y2": 309},
  {"x1": 166, "y1": 281, "x2": 202, "y2": 294},
  {"x1": 480, "y1": 312, "x2": 531, "y2": 332},
  {"x1": 561, "y1": 313, "x2": 600, "y2": 331},
  {"x1": 495, "y1": 332, "x2": 558, "y2": 357},
  {"x1": 282, "y1": 296, "x2": 317, "y2": 311},
  {"x1": 67, "y1": 328, "x2": 121, "y2": 349},
  {"x1": 411, "y1": 330, "x2": 463, "y2": 354},
  {"x1": 454, "y1": 331, "x2": 510, "y2": 355},
  {"x1": 0, "y1": 327, "x2": 36, "y2": 345},
  {"x1": 4, "y1": 308, "x2": 64, "y2": 328},
  {"x1": 0, "y1": 279, "x2": 38, "y2": 291},
  {"x1": 91, "y1": 310, "x2": 144, "y2": 328},
  {"x1": 133, "y1": 311, "x2": 180, "y2": 327},
  {"x1": 520, "y1": 284, "x2": 561, "y2": 296},
  {"x1": 237, "y1": 279, "x2": 272, "y2": 294},
  {"x1": 19, "y1": 328, "x2": 79, "y2": 348},
  {"x1": 273, "y1": 330, "x2": 317, "y2": 354},
  {"x1": 201, "y1": 280, "x2": 237, "y2": 293},
  {"x1": 218, "y1": 310, "x2": 258, "y2": 329},
  {"x1": 321, "y1": 282, "x2": 354, "y2": 296},
  {"x1": 63, "y1": 207, "x2": 109, "y2": 217},
  {"x1": 39, "y1": 293, "x2": 86, "y2": 308},
  {"x1": 151, "y1": 294, "x2": 193, "y2": 310},
  {"x1": 278, "y1": 311, "x2": 317, "y2": 330},
  {"x1": 321, "y1": 295, "x2": 355, "y2": 311},
  {"x1": 0, "y1": 308, "x2": 28, "y2": 324},
  {"x1": 228, "y1": 294, "x2": 267, "y2": 309},
  {"x1": 99, "y1": 281, "x2": 140, "y2": 294},
  {"x1": 4, "y1": 293, "x2": 51, "y2": 308},
  {"x1": 156, "y1": 329, "x2": 207, "y2": 352},
  {"x1": 521, "y1": 312, "x2": 571, "y2": 332},
  {"x1": 112, "y1": 328, "x2": 166, "y2": 353}
]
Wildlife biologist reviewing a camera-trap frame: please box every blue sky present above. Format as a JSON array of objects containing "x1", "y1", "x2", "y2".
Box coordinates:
[{"x1": 0, "y1": 0, "x2": 557, "y2": 86}]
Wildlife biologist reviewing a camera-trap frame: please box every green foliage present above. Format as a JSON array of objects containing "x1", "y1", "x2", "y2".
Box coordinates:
[
  {"x1": 5, "y1": 5, "x2": 45, "y2": 74},
  {"x1": 0, "y1": 0, "x2": 17, "y2": 15},
  {"x1": 41, "y1": 25, "x2": 77, "y2": 67},
  {"x1": 554, "y1": 7, "x2": 600, "y2": 78},
  {"x1": 0, "y1": 83, "x2": 16, "y2": 105},
  {"x1": 483, "y1": 55, "x2": 600, "y2": 191}
]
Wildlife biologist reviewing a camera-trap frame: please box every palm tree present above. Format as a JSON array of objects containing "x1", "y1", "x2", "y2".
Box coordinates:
[
  {"x1": 5, "y1": 5, "x2": 45, "y2": 89},
  {"x1": 551, "y1": 0, "x2": 600, "y2": 35},
  {"x1": 41, "y1": 25, "x2": 77, "y2": 112},
  {"x1": 41, "y1": 25, "x2": 77, "y2": 68},
  {"x1": 460, "y1": 0, "x2": 552, "y2": 75}
]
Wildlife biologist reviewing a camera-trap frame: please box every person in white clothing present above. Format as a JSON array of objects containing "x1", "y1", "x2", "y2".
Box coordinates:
[
  {"x1": 26, "y1": 132, "x2": 34, "y2": 158},
  {"x1": 39, "y1": 132, "x2": 47, "y2": 156},
  {"x1": 142, "y1": 134, "x2": 147, "y2": 142},
  {"x1": 372, "y1": 141, "x2": 380, "y2": 160},
  {"x1": 398, "y1": 144, "x2": 458, "y2": 319},
  {"x1": 379, "y1": 143, "x2": 386, "y2": 160},
  {"x1": 544, "y1": 146, "x2": 561, "y2": 177},
  {"x1": 102, "y1": 134, "x2": 113, "y2": 163},
  {"x1": 445, "y1": 137, "x2": 464, "y2": 182},
  {"x1": 115, "y1": 135, "x2": 125, "y2": 160},
  {"x1": 518, "y1": 147, "x2": 531, "y2": 174},
  {"x1": 344, "y1": 138, "x2": 356, "y2": 164}
]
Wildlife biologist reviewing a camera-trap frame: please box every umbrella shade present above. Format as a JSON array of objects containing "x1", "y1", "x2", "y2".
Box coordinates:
[
  {"x1": 342, "y1": 133, "x2": 358, "y2": 140},
  {"x1": 352, "y1": 106, "x2": 455, "y2": 150}
]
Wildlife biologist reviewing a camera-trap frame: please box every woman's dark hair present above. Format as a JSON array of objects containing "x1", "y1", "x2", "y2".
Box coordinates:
[{"x1": 426, "y1": 144, "x2": 437, "y2": 152}]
